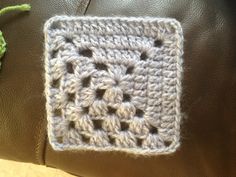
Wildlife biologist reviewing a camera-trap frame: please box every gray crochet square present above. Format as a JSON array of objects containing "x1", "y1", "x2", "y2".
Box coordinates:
[{"x1": 44, "y1": 16, "x2": 183, "y2": 155}]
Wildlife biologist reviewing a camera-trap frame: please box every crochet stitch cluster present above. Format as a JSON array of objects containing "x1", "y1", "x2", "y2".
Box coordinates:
[{"x1": 44, "y1": 16, "x2": 183, "y2": 155}]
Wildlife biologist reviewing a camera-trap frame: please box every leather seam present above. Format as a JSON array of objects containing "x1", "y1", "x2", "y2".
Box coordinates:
[
  {"x1": 83, "y1": 0, "x2": 91, "y2": 14},
  {"x1": 35, "y1": 113, "x2": 46, "y2": 164},
  {"x1": 42, "y1": 0, "x2": 92, "y2": 166},
  {"x1": 75, "y1": 0, "x2": 91, "y2": 15}
]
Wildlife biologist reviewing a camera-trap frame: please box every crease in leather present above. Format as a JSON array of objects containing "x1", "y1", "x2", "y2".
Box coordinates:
[
  {"x1": 35, "y1": 111, "x2": 47, "y2": 164},
  {"x1": 40, "y1": 0, "x2": 91, "y2": 165},
  {"x1": 75, "y1": 0, "x2": 91, "y2": 15}
]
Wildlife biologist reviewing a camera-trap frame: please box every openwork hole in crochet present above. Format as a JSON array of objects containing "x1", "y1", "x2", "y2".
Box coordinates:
[
  {"x1": 44, "y1": 16, "x2": 183, "y2": 155},
  {"x1": 96, "y1": 89, "x2": 106, "y2": 100},
  {"x1": 82, "y1": 107, "x2": 89, "y2": 114},
  {"x1": 94, "y1": 62, "x2": 108, "y2": 71},
  {"x1": 149, "y1": 125, "x2": 158, "y2": 134},
  {"x1": 135, "y1": 109, "x2": 144, "y2": 118},
  {"x1": 64, "y1": 36, "x2": 73, "y2": 44},
  {"x1": 51, "y1": 50, "x2": 58, "y2": 58},
  {"x1": 126, "y1": 66, "x2": 134, "y2": 74},
  {"x1": 120, "y1": 122, "x2": 129, "y2": 131},
  {"x1": 107, "y1": 106, "x2": 117, "y2": 115},
  {"x1": 81, "y1": 134, "x2": 90, "y2": 143},
  {"x1": 108, "y1": 135, "x2": 115, "y2": 145},
  {"x1": 79, "y1": 48, "x2": 93, "y2": 57},
  {"x1": 66, "y1": 62, "x2": 74, "y2": 74},
  {"x1": 67, "y1": 93, "x2": 75, "y2": 102},
  {"x1": 52, "y1": 79, "x2": 60, "y2": 88},
  {"x1": 136, "y1": 138, "x2": 143, "y2": 147},
  {"x1": 123, "y1": 93, "x2": 131, "y2": 102},
  {"x1": 92, "y1": 119, "x2": 103, "y2": 130},
  {"x1": 82, "y1": 76, "x2": 91, "y2": 87},
  {"x1": 50, "y1": 21, "x2": 61, "y2": 30},
  {"x1": 140, "y1": 52, "x2": 148, "y2": 61},
  {"x1": 68, "y1": 121, "x2": 75, "y2": 130},
  {"x1": 154, "y1": 39, "x2": 163, "y2": 47},
  {"x1": 164, "y1": 141, "x2": 172, "y2": 147},
  {"x1": 54, "y1": 108, "x2": 62, "y2": 117}
]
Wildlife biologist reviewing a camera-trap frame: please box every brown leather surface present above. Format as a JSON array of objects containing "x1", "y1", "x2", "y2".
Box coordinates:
[
  {"x1": 0, "y1": 0, "x2": 235, "y2": 177},
  {"x1": 0, "y1": 0, "x2": 89, "y2": 164}
]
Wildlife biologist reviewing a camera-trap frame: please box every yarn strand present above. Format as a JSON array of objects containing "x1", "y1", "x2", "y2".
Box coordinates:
[
  {"x1": 0, "y1": 4, "x2": 31, "y2": 16},
  {"x1": 0, "y1": 4, "x2": 31, "y2": 69}
]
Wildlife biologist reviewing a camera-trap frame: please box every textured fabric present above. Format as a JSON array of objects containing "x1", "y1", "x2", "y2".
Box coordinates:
[{"x1": 44, "y1": 16, "x2": 183, "y2": 155}]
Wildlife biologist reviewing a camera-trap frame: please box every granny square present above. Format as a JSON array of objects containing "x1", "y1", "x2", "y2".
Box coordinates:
[{"x1": 44, "y1": 16, "x2": 183, "y2": 155}]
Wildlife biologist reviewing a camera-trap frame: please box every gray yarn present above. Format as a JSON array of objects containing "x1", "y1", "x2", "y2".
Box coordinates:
[{"x1": 44, "y1": 16, "x2": 184, "y2": 155}]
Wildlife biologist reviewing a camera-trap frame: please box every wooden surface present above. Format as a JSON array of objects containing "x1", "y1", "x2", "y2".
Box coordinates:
[{"x1": 0, "y1": 159, "x2": 74, "y2": 177}]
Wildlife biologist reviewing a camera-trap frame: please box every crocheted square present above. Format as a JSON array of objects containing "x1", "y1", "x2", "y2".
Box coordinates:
[{"x1": 44, "y1": 16, "x2": 183, "y2": 155}]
